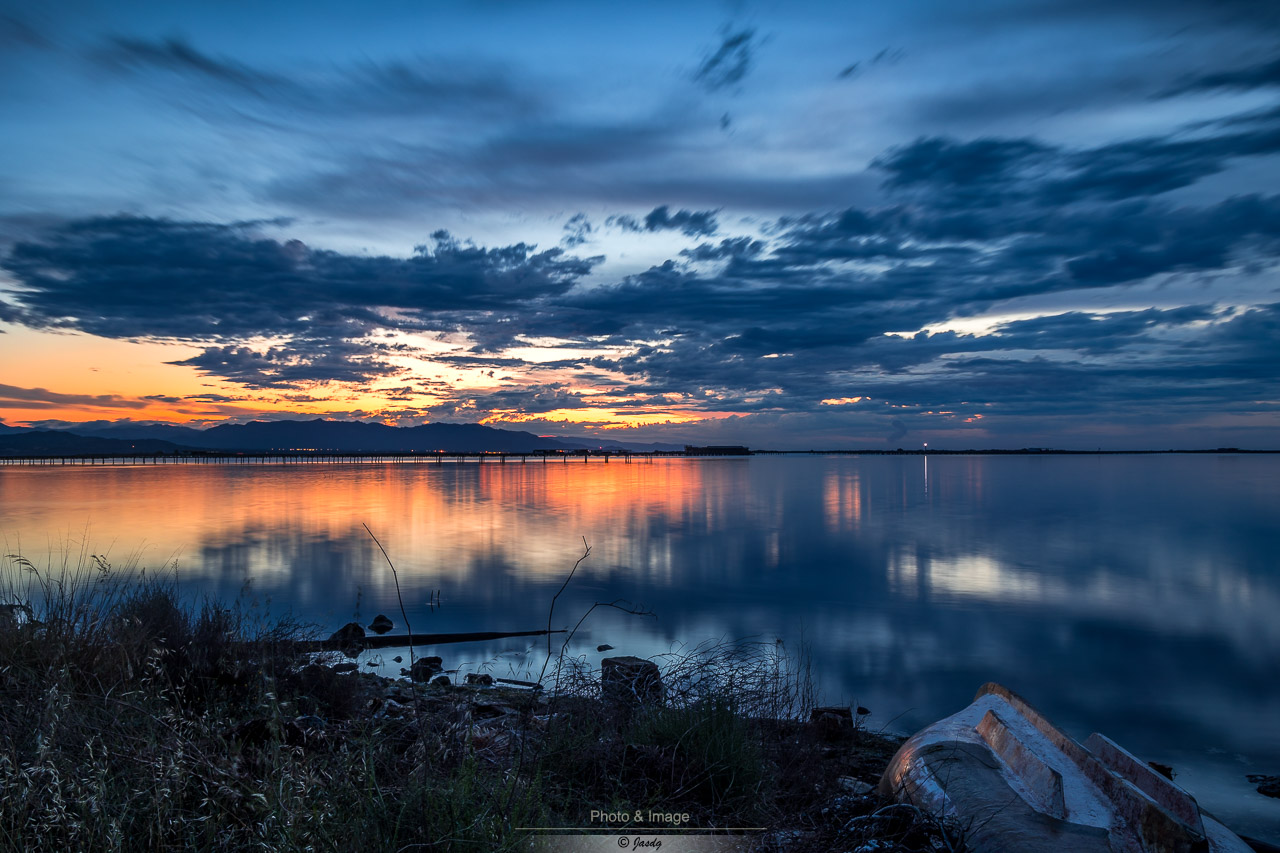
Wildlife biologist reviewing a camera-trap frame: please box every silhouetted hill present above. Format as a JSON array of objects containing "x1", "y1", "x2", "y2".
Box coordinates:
[
  {"x1": 194, "y1": 419, "x2": 577, "y2": 453},
  {"x1": 55, "y1": 419, "x2": 586, "y2": 453},
  {"x1": 9, "y1": 419, "x2": 682, "y2": 454},
  {"x1": 69, "y1": 423, "x2": 208, "y2": 444},
  {"x1": 0, "y1": 431, "x2": 185, "y2": 456}
]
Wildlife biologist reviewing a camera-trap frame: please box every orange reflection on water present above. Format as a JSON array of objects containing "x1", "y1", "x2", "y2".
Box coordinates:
[
  {"x1": 823, "y1": 469, "x2": 863, "y2": 532},
  {"x1": 0, "y1": 459, "x2": 747, "y2": 600}
]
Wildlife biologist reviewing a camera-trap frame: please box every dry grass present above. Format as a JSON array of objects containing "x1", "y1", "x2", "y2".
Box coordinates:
[{"x1": 0, "y1": 550, "x2": 957, "y2": 852}]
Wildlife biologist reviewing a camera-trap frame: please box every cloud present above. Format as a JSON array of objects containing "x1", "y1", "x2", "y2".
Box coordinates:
[
  {"x1": 1, "y1": 216, "x2": 599, "y2": 388},
  {"x1": 875, "y1": 108, "x2": 1280, "y2": 208},
  {"x1": 561, "y1": 213, "x2": 593, "y2": 248},
  {"x1": 693, "y1": 27, "x2": 758, "y2": 92},
  {"x1": 0, "y1": 383, "x2": 148, "y2": 409},
  {"x1": 167, "y1": 340, "x2": 408, "y2": 390},
  {"x1": 97, "y1": 37, "x2": 286, "y2": 97},
  {"x1": 610, "y1": 206, "x2": 720, "y2": 237},
  {"x1": 1163, "y1": 57, "x2": 1280, "y2": 96},
  {"x1": 0, "y1": 13, "x2": 50, "y2": 51},
  {"x1": 94, "y1": 36, "x2": 537, "y2": 121}
]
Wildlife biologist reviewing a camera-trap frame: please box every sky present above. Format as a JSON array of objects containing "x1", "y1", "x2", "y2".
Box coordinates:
[{"x1": 1, "y1": 0, "x2": 1278, "y2": 449}]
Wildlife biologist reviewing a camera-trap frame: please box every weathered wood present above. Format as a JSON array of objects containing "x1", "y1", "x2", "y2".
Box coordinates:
[{"x1": 292, "y1": 628, "x2": 565, "y2": 653}]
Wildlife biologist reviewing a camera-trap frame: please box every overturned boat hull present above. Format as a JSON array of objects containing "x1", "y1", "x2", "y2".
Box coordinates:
[{"x1": 879, "y1": 683, "x2": 1253, "y2": 853}]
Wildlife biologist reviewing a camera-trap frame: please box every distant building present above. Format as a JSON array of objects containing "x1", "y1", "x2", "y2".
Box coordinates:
[{"x1": 684, "y1": 445, "x2": 750, "y2": 456}]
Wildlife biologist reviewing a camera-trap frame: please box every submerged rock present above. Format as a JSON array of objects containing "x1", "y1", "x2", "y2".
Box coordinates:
[
  {"x1": 368, "y1": 614, "x2": 394, "y2": 635},
  {"x1": 1247, "y1": 774, "x2": 1280, "y2": 799}
]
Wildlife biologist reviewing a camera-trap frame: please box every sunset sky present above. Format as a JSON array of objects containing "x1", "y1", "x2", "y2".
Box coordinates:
[{"x1": 1, "y1": 0, "x2": 1278, "y2": 448}]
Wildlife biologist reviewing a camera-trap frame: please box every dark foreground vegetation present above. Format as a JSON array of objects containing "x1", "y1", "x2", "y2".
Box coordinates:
[{"x1": 0, "y1": 560, "x2": 963, "y2": 852}]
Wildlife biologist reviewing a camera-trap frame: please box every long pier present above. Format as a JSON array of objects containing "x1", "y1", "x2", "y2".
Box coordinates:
[{"x1": 0, "y1": 449, "x2": 730, "y2": 466}]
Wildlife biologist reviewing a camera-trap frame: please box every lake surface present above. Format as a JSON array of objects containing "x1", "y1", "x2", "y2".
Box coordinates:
[{"x1": 2, "y1": 454, "x2": 1278, "y2": 840}]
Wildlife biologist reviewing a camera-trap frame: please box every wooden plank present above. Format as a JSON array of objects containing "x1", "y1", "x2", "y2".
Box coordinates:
[{"x1": 290, "y1": 628, "x2": 566, "y2": 652}]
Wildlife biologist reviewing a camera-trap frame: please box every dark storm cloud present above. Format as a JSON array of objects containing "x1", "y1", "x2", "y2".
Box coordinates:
[
  {"x1": 168, "y1": 340, "x2": 407, "y2": 390},
  {"x1": 610, "y1": 206, "x2": 720, "y2": 237},
  {"x1": 693, "y1": 27, "x2": 757, "y2": 92},
  {"x1": 875, "y1": 108, "x2": 1280, "y2": 208},
  {"x1": 0, "y1": 216, "x2": 598, "y2": 388},
  {"x1": 455, "y1": 383, "x2": 593, "y2": 414},
  {"x1": 561, "y1": 213, "x2": 594, "y2": 248},
  {"x1": 874, "y1": 137, "x2": 1054, "y2": 200},
  {"x1": 1, "y1": 217, "x2": 595, "y2": 340}
]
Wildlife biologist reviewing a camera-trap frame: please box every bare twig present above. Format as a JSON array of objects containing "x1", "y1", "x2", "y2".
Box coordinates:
[
  {"x1": 559, "y1": 598, "x2": 654, "y2": 658},
  {"x1": 537, "y1": 537, "x2": 590, "y2": 688},
  {"x1": 362, "y1": 523, "x2": 415, "y2": 672}
]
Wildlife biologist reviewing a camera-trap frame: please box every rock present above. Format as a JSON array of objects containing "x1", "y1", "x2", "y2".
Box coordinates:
[
  {"x1": 837, "y1": 776, "x2": 875, "y2": 795},
  {"x1": 330, "y1": 662, "x2": 359, "y2": 674},
  {"x1": 327, "y1": 622, "x2": 365, "y2": 657},
  {"x1": 393, "y1": 655, "x2": 403, "y2": 663},
  {"x1": 596, "y1": 644, "x2": 615, "y2": 652},
  {"x1": 365, "y1": 660, "x2": 379, "y2": 667},
  {"x1": 432, "y1": 675, "x2": 451, "y2": 687},
  {"x1": 856, "y1": 705, "x2": 871, "y2": 717},
  {"x1": 601, "y1": 656, "x2": 663, "y2": 710},
  {"x1": 1247, "y1": 774, "x2": 1280, "y2": 799},
  {"x1": 1149, "y1": 761, "x2": 1176, "y2": 780},
  {"x1": 368, "y1": 614, "x2": 394, "y2": 635},
  {"x1": 465, "y1": 673, "x2": 495, "y2": 686},
  {"x1": 409, "y1": 656, "x2": 443, "y2": 682},
  {"x1": 810, "y1": 706, "x2": 854, "y2": 741}
]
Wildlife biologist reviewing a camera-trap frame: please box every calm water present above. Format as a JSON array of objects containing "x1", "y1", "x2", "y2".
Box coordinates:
[{"x1": 2, "y1": 454, "x2": 1278, "y2": 840}]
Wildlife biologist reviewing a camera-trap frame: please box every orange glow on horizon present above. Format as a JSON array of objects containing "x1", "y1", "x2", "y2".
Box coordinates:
[{"x1": 0, "y1": 325, "x2": 728, "y2": 431}]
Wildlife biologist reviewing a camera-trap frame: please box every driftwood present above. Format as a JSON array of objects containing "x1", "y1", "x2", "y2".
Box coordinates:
[{"x1": 294, "y1": 628, "x2": 566, "y2": 653}]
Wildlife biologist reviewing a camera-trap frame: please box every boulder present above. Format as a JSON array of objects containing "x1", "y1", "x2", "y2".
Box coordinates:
[
  {"x1": 465, "y1": 673, "x2": 495, "y2": 686},
  {"x1": 368, "y1": 614, "x2": 394, "y2": 635},
  {"x1": 327, "y1": 622, "x2": 365, "y2": 658},
  {"x1": 811, "y1": 705, "x2": 854, "y2": 741},
  {"x1": 601, "y1": 656, "x2": 663, "y2": 710},
  {"x1": 408, "y1": 656, "x2": 443, "y2": 682}
]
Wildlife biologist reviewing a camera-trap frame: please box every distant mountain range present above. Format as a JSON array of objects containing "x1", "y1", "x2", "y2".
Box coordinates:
[{"x1": 0, "y1": 419, "x2": 683, "y2": 455}]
